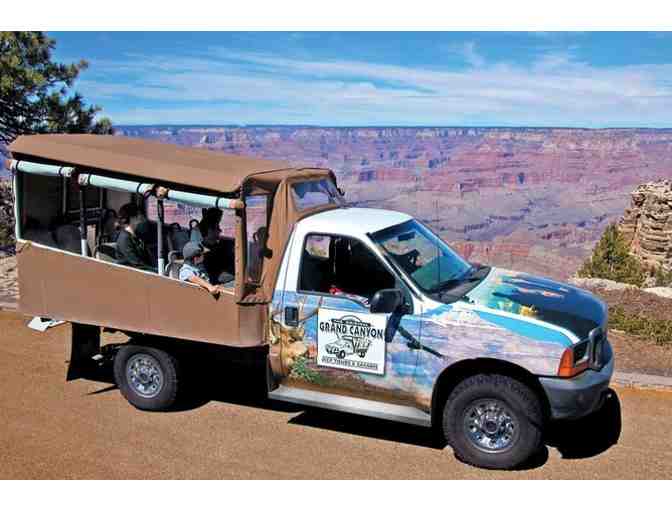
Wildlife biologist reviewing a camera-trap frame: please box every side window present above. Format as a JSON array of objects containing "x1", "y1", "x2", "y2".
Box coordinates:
[
  {"x1": 299, "y1": 234, "x2": 397, "y2": 303},
  {"x1": 305, "y1": 234, "x2": 330, "y2": 259}
]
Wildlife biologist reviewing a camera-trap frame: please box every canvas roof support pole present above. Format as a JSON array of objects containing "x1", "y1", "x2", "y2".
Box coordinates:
[
  {"x1": 75, "y1": 175, "x2": 243, "y2": 210},
  {"x1": 79, "y1": 183, "x2": 88, "y2": 256},
  {"x1": 157, "y1": 199, "x2": 165, "y2": 275},
  {"x1": 6, "y1": 159, "x2": 75, "y2": 178},
  {"x1": 12, "y1": 169, "x2": 22, "y2": 240},
  {"x1": 163, "y1": 189, "x2": 244, "y2": 210},
  {"x1": 234, "y1": 205, "x2": 247, "y2": 302},
  {"x1": 77, "y1": 174, "x2": 154, "y2": 195}
]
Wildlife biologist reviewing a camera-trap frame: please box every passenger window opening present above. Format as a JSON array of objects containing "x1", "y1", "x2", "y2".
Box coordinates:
[
  {"x1": 64, "y1": 176, "x2": 104, "y2": 219},
  {"x1": 145, "y1": 196, "x2": 237, "y2": 286},
  {"x1": 299, "y1": 234, "x2": 397, "y2": 307},
  {"x1": 18, "y1": 170, "x2": 238, "y2": 291},
  {"x1": 20, "y1": 172, "x2": 100, "y2": 255}
]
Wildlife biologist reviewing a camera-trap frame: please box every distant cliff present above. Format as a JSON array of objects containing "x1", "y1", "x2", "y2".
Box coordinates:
[{"x1": 112, "y1": 126, "x2": 672, "y2": 279}]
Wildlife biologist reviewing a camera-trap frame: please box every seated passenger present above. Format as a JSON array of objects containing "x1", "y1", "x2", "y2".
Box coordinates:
[
  {"x1": 196, "y1": 208, "x2": 224, "y2": 248},
  {"x1": 248, "y1": 226, "x2": 268, "y2": 282},
  {"x1": 115, "y1": 203, "x2": 156, "y2": 272},
  {"x1": 179, "y1": 242, "x2": 223, "y2": 296},
  {"x1": 99, "y1": 209, "x2": 119, "y2": 243},
  {"x1": 197, "y1": 209, "x2": 235, "y2": 283},
  {"x1": 22, "y1": 217, "x2": 57, "y2": 248}
]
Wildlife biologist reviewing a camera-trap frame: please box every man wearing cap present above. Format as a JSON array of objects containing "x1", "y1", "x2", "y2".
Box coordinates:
[{"x1": 179, "y1": 241, "x2": 223, "y2": 296}]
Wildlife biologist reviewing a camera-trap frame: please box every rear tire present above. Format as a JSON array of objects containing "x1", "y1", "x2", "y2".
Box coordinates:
[
  {"x1": 113, "y1": 344, "x2": 179, "y2": 411},
  {"x1": 442, "y1": 374, "x2": 543, "y2": 469}
]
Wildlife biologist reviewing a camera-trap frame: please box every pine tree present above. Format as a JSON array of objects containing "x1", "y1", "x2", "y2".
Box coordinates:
[
  {"x1": 578, "y1": 223, "x2": 646, "y2": 286},
  {"x1": 0, "y1": 31, "x2": 113, "y2": 252},
  {"x1": 0, "y1": 31, "x2": 112, "y2": 146}
]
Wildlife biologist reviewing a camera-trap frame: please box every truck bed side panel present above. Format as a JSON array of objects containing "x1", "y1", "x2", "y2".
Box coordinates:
[{"x1": 17, "y1": 241, "x2": 263, "y2": 347}]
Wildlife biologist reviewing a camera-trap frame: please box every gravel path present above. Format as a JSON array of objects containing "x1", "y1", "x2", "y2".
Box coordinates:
[{"x1": 0, "y1": 255, "x2": 18, "y2": 306}]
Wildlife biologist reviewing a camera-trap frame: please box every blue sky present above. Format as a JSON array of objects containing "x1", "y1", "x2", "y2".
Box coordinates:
[{"x1": 50, "y1": 31, "x2": 672, "y2": 128}]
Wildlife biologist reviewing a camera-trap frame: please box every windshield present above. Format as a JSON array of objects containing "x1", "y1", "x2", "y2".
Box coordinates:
[{"x1": 371, "y1": 219, "x2": 473, "y2": 294}]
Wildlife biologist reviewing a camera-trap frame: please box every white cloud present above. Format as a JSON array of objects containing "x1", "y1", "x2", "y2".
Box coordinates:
[
  {"x1": 78, "y1": 47, "x2": 672, "y2": 127},
  {"x1": 459, "y1": 42, "x2": 486, "y2": 68}
]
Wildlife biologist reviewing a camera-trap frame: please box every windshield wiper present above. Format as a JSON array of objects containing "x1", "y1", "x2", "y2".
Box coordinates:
[
  {"x1": 468, "y1": 265, "x2": 491, "y2": 281},
  {"x1": 430, "y1": 265, "x2": 491, "y2": 297},
  {"x1": 429, "y1": 278, "x2": 465, "y2": 294}
]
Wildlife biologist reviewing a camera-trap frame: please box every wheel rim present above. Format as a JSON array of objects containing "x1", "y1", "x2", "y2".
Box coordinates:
[
  {"x1": 462, "y1": 398, "x2": 519, "y2": 453},
  {"x1": 126, "y1": 353, "x2": 164, "y2": 399}
]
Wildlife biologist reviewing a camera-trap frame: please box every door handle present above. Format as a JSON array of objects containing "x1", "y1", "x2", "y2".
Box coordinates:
[{"x1": 285, "y1": 306, "x2": 299, "y2": 327}]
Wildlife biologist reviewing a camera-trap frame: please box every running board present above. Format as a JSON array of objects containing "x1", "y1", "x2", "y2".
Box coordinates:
[{"x1": 268, "y1": 385, "x2": 432, "y2": 427}]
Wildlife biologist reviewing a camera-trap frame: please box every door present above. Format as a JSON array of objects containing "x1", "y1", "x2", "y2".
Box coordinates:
[{"x1": 274, "y1": 232, "x2": 422, "y2": 407}]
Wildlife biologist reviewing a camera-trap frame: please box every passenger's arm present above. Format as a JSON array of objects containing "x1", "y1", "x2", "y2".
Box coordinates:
[{"x1": 187, "y1": 274, "x2": 221, "y2": 296}]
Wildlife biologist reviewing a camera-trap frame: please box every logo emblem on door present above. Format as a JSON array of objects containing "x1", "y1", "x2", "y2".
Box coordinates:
[{"x1": 317, "y1": 309, "x2": 387, "y2": 375}]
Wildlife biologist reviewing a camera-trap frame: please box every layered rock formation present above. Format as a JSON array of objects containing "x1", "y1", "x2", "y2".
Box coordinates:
[
  {"x1": 108, "y1": 126, "x2": 672, "y2": 279},
  {"x1": 619, "y1": 180, "x2": 672, "y2": 271}
]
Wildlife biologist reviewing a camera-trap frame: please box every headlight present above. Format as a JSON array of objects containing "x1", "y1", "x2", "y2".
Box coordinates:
[{"x1": 557, "y1": 340, "x2": 590, "y2": 378}]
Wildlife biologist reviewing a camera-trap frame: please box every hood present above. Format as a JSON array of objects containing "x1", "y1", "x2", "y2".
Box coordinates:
[{"x1": 466, "y1": 268, "x2": 606, "y2": 341}]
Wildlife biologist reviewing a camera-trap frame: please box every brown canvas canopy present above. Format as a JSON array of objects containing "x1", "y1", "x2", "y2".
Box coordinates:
[
  {"x1": 8, "y1": 134, "x2": 295, "y2": 194},
  {"x1": 10, "y1": 134, "x2": 340, "y2": 306}
]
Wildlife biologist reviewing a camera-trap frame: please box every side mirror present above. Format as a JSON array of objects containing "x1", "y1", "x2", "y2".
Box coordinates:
[{"x1": 370, "y1": 288, "x2": 403, "y2": 314}]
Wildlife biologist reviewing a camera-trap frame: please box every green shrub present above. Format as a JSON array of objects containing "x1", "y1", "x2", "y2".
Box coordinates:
[
  {"x1": 578, "y1": 224, "x2": 646, "y2": 286},
  {"x1": 0, "y1": 180, "x2": 15, "y2": 252},
  {"x1": 653, "y1": 264, "x2": 672, "y2": 287},
  {"x1": 609, "y1": 305, "x2": 672, "y2": 345}
]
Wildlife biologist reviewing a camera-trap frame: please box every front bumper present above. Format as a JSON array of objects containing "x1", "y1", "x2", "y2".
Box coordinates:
[{"x1": 539, "y1": 341, "x2": 614, "y2": 420}]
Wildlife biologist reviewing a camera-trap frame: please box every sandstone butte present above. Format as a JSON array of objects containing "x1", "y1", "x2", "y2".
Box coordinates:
[{"x1": 619, "y1": 180, "x2": 672, "y2": 272}]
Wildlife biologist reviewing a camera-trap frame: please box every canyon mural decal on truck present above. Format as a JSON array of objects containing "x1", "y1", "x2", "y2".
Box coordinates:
[{"x1": 270, "y1": 274, "x2": 581, "y2": 413}]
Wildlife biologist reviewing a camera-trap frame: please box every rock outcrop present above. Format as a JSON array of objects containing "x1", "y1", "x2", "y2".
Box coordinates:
[{"x1": 619, "y1": 180, "x2": 672, "y2": 271}]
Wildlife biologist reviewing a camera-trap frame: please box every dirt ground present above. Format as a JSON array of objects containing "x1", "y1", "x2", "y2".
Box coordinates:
[
  {"x1": 0, "y1": 255, "x2": 17, "y2": 306},
  {"x1": 597, "y1": 287, "x2": 672, "y2": 320},
  {"x1": 1, "y1": 310, "x2": 672, "y2": 479},
  {"x1": 580, "y1": 287, "x2": 672, "y2": 376},
  {"x1": 608, "y1": 330, "x2": 672, "y2": 377}
]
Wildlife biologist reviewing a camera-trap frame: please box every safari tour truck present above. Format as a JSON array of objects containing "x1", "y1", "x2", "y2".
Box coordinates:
[{"x1": 7, "y1": 134, "x2": 614, "y2": 469}]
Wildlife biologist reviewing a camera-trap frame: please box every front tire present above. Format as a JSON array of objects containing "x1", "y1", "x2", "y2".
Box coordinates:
[
  {"x1": 442, "y1": 374, "x2": 543, "y2": 469},
  {"x1": 113, "y1": 344, "x2": 180, "y2": 411}
]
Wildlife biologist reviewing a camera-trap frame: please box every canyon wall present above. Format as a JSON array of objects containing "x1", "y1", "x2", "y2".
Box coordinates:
[{"x1": 68, "y1": 126, "x2": 672, "y2": 279}]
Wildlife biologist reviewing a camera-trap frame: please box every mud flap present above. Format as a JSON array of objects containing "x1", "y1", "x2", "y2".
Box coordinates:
[{"x1": 66, "y1": 323, "x2": 101, "y2": 381}]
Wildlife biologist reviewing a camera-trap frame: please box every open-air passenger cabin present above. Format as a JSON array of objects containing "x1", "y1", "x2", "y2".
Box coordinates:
[{"x1": 7, "y1": 134, "x2": 342, "y2": 347}]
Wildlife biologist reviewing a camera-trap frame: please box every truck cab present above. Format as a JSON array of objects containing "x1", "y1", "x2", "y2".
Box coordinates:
[{"x1": 7, "y1": 134, "x2": 614, "y2": 470}]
